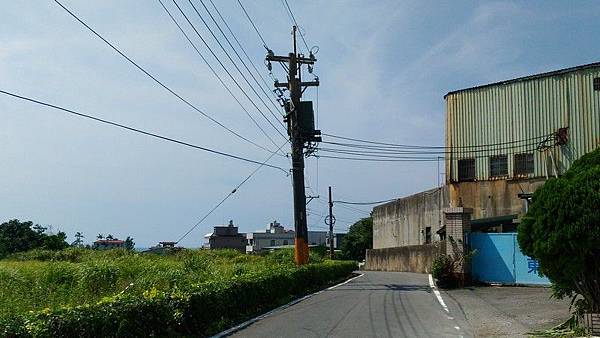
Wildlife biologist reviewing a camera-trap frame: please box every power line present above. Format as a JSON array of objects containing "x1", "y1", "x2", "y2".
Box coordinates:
[
  {"x1": 198, "y1": 0, "x2": 282, "y2": 114},
  {"x1": 282, "y1": 0, "x2": 310, "y2": 52},
  {"x1": 320, "y1": 137, "x2": 548, "y2": 154},
  {"x1": 175, "y1": 142, "x2": 287, "y2": 243},
  {"x1": 156, "y1": 0, "x2": 285, "y2": 156},
  {"x1": 207, "y1": 0, "x2": 275, "y2": 101},
  {"x1": 336, "y1": 203, "x2": 371, "y2": 216},
  {"x1": 316, "y1": 155, "x2": 440, "y2": 162},
  {"x1": 170, "y1": 0, "x2": 287, "y2": 142},
  {"x1": 0, "y1": 89, "x2": 289, "y2": 174},
  {"x1": 317, "y1": 144, "x2": 541, "y2": 162},
  {"x1": 185, "y1": 0, "x2": 286, "y2": 131},
  {"x1": 53, "y1": 0, "x2": 275, "y2": 155},
  {"x1": 236, "y1": 0, "x2": 268, "y2": 50},
  {"x1": 319, "y1": 141, "x2": 540, "y2": 157},
  {"x1": 333, "y1": 198, "x2": 397, "y2": 206},
  {"x1": 322, "y1": 132, "x2": 553, "y2": 150}
]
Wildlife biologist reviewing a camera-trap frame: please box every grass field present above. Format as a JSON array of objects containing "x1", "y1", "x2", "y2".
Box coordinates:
[{"x1": 0, "y1": 247, "x2": 356, "y2": 336}]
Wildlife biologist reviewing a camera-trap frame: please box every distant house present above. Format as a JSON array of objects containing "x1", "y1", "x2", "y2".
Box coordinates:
[
  {"x1": 246, "y1": 221, "x2": 346, "y2": 253},
  {"x1": 144, "y1": 241, "x2": 179, "y2": 254},
  {"x1": 93, "y1": 239, "x2": 125, "y2": 250},
  {"x1": 204, "y1": 220, "x2": 246, "y2": 252},
  {"x1": 246, "y1": 220, "x2": 294, "y2": 253},
  {"x1": 309, "y1": 231, "x2": 346, "y2": 250}
]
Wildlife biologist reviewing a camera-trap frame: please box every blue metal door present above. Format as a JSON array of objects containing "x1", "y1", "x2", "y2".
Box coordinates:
[{"x1": 469, "y1": 233, "x2": 550, "y2": 285}]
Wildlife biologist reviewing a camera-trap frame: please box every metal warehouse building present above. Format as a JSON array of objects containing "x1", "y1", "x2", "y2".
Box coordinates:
[
  {"x1": 372, "y1": 62, "x2": 600, "y2": 250},
  {"x1": 446, "y1": 62, "x2": 600, "y2": 183},
  {"x1": 445, "y1": 62, "x2": 600, "y2": 221}
]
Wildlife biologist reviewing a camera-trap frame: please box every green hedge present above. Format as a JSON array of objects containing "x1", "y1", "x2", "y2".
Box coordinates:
[{"x1": 1, "y1": 260, "x2": 356, "y2": 337}]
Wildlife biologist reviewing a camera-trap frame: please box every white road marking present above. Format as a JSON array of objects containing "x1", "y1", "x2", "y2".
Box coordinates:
[
  {"x1": 454, "y1": 326, "x2": 460, "y2": 330},
  {"x1": 428, "y1": 274, "x2": 449, "y2": 313},
  {"x1": 211, "y1": 273, "x2": 364, "y2": 338},
  {"x1": 327, "y1": 273, "x2": 365, "y2": 290}
]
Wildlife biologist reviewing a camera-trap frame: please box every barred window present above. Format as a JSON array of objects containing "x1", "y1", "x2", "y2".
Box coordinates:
[
  {"x1": 489, "y1": 155, "x2": 508, "y2": 178},
  {"x1": 458, "y1": 158, "x2": 475, "y2": 181},
  {"x1": 514, "y1": 153, "x2": 534, "y2": 176},
  {"x1": 594, "y1": 78, "x2": 600, "y2": 91}
]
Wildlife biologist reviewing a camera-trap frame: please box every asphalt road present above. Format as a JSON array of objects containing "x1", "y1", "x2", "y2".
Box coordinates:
[{"x1": 229, "y1": 271, "x2": 472, "y2": 338}]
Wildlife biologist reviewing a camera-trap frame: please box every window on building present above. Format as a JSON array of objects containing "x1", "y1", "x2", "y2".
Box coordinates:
[
  {"x1": 594, "y1": 77, "x2": 600, "y2": 91},
  {"x1": 514, "y1": 153, "x2": 534, "y2": 176},
  {"x1": 458, "y1": 158, "x2": 476, "y2": 181},
  {"x1": 489, "y1": 154, "x2": 508, "y2": 178},
  {"x1": 283, "y1": 240, "x2": 288, "y2": 245},
  {"x1": 270, "y1": 240, "x2": 276, "y2": 246},
  {"x1": 425, "y1": 227, "x2": 432, "y2": 244}
]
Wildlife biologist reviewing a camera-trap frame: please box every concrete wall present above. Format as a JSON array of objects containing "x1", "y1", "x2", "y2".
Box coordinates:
[
  {"x1": 364, "y1": 242, "x2": 446, "y2": 273},
  {"x1": 372, "y1": 187, "x2": 449, "y2": 249},
  {"x1": 449, "y1": 177, "x2": 546, "y2": 219}
]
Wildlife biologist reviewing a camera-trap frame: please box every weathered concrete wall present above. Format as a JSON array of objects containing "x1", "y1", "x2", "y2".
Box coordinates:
[
  {"x1": 364, "y1": 242, "x2": 446, "y2": 273},
  {"x1": 449, "y1": 177, "x2": 546, "y2": 219},
  {"x1": 372, "y1": 187, "x2": 449, "y2": 249}
]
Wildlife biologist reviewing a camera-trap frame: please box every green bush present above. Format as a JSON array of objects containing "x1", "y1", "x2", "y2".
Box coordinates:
[
  {"x1": 518, "y1": 147, "x2": 600, "y2": 313},
  {"x1": 1, "y1": 260, "x2": 357, "y2": 337},
  {"x1": 431, "y1": 255, "x2": 455, "y2": 288}
]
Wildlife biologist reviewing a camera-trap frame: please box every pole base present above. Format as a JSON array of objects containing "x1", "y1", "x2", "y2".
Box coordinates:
[{"x1": 295, "y1": 238, "x2": 310, "y2": 265}]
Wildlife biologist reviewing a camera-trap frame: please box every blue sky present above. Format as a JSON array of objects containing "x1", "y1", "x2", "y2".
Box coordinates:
[{"x1": 1, "y1": 1, "x2": 599, "y2": 247}]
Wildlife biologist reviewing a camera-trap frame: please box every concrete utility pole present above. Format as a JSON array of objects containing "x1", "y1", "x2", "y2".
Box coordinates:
[
  {"x1": 267, "y1": 26, "x2": 320, "y2": 265},
  {"x1": 328, "y1": 186, "x2": 334, "y2": 259}
]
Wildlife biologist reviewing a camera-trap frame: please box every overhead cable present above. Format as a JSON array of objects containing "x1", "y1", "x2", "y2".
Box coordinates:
[
  {"x1": 0, "y1": 89, "x2": 288, "y2": 174},
  {"x1": 198, "y1": 0, "x2": 282, "y2": 114},
  {"x1": 208, "y1": 0, "x2": 275, "y2": 99},
  {"x1": 170, "y1": 0, "x2": 287, "y2": 141},
  {"x1": 318, "y1": 139, "x2": 545, "y2": 156},
  {"x1": 333, "y1": 198, "x2": 397, "y2": 206},
  {"x1": 53, "y1": 0, "x2": 274, "y2": 155},
  {"x1": 282, "y1": 0, "x2": 310, "y2": 52},
  {"x1": 322, "y1": 132, "x2": 553, "y2": 150},
  {"x1": 236, "y1": 0, "x2": 269, "y2": 50},
  {"x1": 157, "y1": 0, "x2": 285, "y2": 155},
  {"x1": 175, "y1": 142, "x2": 287, "y2": 243},
  {"x1": 185, "y1": 0, "x2": 286, "y2": 129}
]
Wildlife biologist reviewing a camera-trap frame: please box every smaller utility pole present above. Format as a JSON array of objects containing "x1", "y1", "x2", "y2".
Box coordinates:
[{"x1": 328, "y1": 186, "x2": 334, "y2": 258}]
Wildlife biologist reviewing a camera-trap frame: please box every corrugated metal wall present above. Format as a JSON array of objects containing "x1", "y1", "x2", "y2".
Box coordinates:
[{"x1": 445, "y1": 65, "x2": 600, "y2": 182}]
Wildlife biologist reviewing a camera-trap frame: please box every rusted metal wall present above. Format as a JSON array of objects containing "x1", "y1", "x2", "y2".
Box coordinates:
[{"x1": 445, "y1": 63, "x2": 600, "y2": 182}]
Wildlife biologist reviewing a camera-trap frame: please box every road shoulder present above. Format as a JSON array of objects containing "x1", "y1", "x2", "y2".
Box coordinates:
[{"x1": 445, "y1": 286, "x2": 570, "y2": 337}]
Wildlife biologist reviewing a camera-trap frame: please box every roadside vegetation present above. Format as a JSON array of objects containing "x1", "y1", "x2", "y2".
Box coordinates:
[
  {"x1": 340, "y1": 217, "x2": 372, "y2": 261},
  {"x1": 0, "y1": 247, "x2": 356, "y2": 336},
  {"x1": 518, "y1": 147, "x2": 600, "y2": 330}
]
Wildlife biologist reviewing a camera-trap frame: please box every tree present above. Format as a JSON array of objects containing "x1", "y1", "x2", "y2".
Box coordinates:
[
  {"x1": 43, "y1": 231, "x2": 69, "y2": 250},
  {"x1": 124, "y1": 236, "x2": 135, "y2": 250},
  {"x1": 97, "y1": 234, "x2": 104, "y2": 240},
  {"x1": 72, "y1": 232, "x2": 85, "y2": 247},
  {"x1": 0, "y1": 220, "x2": 43, "y2": 257},
  {"x1": 517, "y1": 147, "x2": 600, "y2": 313},
  {"x1": 105, "y1": 234, "x2": 114, "y2": 240},
  {"x1": 340, "y1": 217, "x2": 373, "y2": 261},
  {"x1": 0, "y1": 219, "x2": 69, "y2": 257}
]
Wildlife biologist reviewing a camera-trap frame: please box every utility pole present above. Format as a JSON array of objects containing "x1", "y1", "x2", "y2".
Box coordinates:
[
  {"x1": 267, "y1": 26, "x2": 320, "y2": 265},
  {"x1": 328, "y1": 186, "x2": 334, "y2": 259}
]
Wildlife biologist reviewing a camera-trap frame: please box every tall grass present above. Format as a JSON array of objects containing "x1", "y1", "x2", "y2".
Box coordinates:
[{"x1": 0, "y1": 247, "x2": 306, "y2": 317}]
